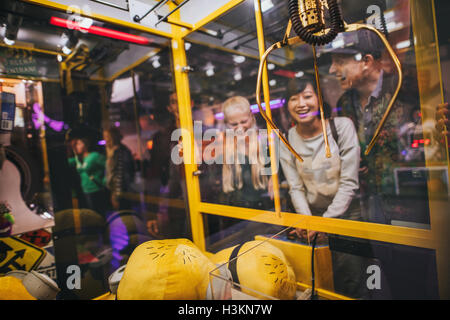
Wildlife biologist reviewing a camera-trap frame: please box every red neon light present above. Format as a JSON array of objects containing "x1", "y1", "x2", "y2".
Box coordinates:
[
  {"x1": 274, "y1": 70, "x2": 296, "y2": 78},
  {"x1": 50, "y1": 16, "x2": 150, "y2": 45}
]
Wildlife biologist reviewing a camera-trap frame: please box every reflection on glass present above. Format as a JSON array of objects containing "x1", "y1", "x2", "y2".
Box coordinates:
[
  {"x1": 209, "y1": 222, "x2": 439, "y2": 300},
  {"x1": 262, "y1": 1, "x2": 445, "y2": 230}
]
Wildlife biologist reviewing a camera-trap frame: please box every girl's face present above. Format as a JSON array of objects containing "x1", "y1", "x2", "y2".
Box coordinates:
[
  {"x1": 287, "y1": 83, "x2": 320, "y2": 125},
  {"x1": 225, "y1": 109, "x2": 254, "y2": 134},
  {"x1": 75, "y1": 139, "x2": 87, "y2": 155}
]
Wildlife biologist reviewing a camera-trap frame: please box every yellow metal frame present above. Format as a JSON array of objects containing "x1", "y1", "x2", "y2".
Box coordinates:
[
  {"x1": 410, "y1": 0, "x2": 449, "y2": 300},
  {"x1": 176, "y1": 0, "x2": 448, "y2": 299},
  {"x1": 21, "y1": 0, "x2": 173, "y2": 39},
  {"x1": 23, "y1": 0, "x2": 449, "y2": 299}
]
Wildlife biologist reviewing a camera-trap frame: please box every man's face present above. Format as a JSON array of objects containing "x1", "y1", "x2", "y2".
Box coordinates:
[{"x1": 329, "y1": 54, "x2": 364, "y2": 91}]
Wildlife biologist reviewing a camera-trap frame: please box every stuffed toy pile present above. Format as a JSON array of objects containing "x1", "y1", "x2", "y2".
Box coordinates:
[
  {"x1": 115, "y1": 238, "x2": 297, "y2": 300},
  {"x1": 117, "y1": 239, "x2": 218, "y2": 300},
  {"x1": 212, "y1": 240, "x2": 297, "y2": 300}
]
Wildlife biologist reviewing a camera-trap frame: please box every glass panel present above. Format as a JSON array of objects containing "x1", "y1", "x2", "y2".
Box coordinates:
[
  {"x1": 0, "y1": 0, "x2": 185, "y2": 299},
  {"x1": 203, "y1": 213, "x2": 285, "y2": 253},
  {"x1": 258, "y1": 0, "x2": 448, "y2": 230},
  {"x1": 185, "y1": 0, "x2": 276, "y2": 211},
  {"x1": 209, "y1": 221, "x2": 439, "y2": 300}
]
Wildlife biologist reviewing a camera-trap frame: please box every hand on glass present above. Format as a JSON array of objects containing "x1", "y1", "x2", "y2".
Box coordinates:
[
  {"x1": 146, "y1": 219, "x2": 160, "y2": 238},
  {"x1": 289, "y1": 228, "x2": 325, "y2": 242},
  {"x1": 268, "y1": 177, "x2": 274, "y2": 200},
  {"x1": 359, "y1": 159, "x2": 369, "y2": 175}
]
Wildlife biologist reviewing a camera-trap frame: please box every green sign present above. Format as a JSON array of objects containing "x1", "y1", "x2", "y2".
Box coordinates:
[{"x1": 0, "y1": 47, "x2": 39, "y2": 77}]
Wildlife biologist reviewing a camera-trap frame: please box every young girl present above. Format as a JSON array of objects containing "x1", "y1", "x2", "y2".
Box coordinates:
[
  {"x1": 220, "y1": 96, "x2": 269, "y2": 209},
  {"x1": 280, "y1": 77, "x2": 365, "y2": 298}
]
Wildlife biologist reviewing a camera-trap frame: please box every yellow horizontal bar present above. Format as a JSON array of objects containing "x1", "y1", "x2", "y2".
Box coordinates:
[
  {"x1": 23, "y1": 0, "x2": 173, "y2": 39},
  {"x1": 0, "y1": 43, "x2": 64, "y2": 56},
  {"x1": 296, "y1": 282, "x2": 353, "y2": 300},
  {"x1": 0, "y1": 74, "x2": 59, "y2": 83},
  {"x1": 92, "y1": 292, "x2": 111, "y2": 300},
  {"x1": 199, "y1": 202, "x2": 435, "y2": 249}
]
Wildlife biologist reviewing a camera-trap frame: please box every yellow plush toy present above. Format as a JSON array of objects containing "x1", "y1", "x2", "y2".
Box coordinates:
[
  {"x1": 0, "y1": 271, "x2": 60, "y2": 300},
  {"x1": 117, "y1": 239, "x2": 218, "y2": 300},
  {"x1": 0, "y1": 276, "x2": 36, "y2": 300},
  {"x1": 211, "y1": 240, "x2": 297, "y2": 300}
]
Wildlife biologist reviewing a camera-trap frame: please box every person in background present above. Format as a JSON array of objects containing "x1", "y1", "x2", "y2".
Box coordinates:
[
  {"x1": 328, "y1": 29, "x2": 442, "y2": 299},
  {"x1": 68, "y1": 137, "x2": 108, "y2": 216},
  {"x1": 327, "y1": 29, "x2": 414, "y2": 224},
  {"x1": 437, "y1": 102, "x2": 450, "y2": 149},
  {"x1": 279, "y1": 77, "x2": 365, "y2": 298},
  {"x1": 103, "y1": 127, "x2": 135, "y2": 212},
  {"x1": 145, "y1": 92, "x2": 189, "y2": 239}
]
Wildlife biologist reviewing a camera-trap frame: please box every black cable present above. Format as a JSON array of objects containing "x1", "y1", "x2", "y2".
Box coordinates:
[
  {"x1": 378, "y1": 7, "x2": 389, "y2": 39},
  {"x1": 310, "y1": 232, "x2": 319, "y2": 300},
  {"x1": 133, "y1": 0, "x2": 169, "y2": 23},
  {"x1": 288, "y1": 0, "x2": 344, "y2": 46}
]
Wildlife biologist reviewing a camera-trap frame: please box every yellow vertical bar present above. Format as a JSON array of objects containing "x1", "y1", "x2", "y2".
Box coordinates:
[
  {"x1": 254, "y1": 0, "x2": 282, "y2": 216},
  {"x1": 170, "y1": 3, "x2": 205, "y2": 251},
  {"x1": 411, "y1": 0, "x2": 449, "y2": 299}
]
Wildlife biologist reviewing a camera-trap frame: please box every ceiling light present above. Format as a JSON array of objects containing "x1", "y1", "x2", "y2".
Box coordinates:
[
  {"x1": 204, "y1": 29, "x2": 218, "y2": 37},
  {"x1": 233, "y1": 55, "x2": 246, "y2": 64},
  {"x1": 396, "y1": 40, "x2": 411, "y2": 50},
  {"x1": 234, "y1": 68, "x2": 242, "y2": 81},
  {"x1": 295, "y1": 71, "x2": 304, "y2": 78},
  {"x1": 354, "y1": 53, "x2": 362, "y2": 61},
  {"x1": 4, "y1": 12, "x2": 22, "y2": 45},
  {"x1": 268, "y1": 63, "x2": 275, "y2": 70},
  {"x1": 79, "y1": 18, "x2": 93, "y2": 30},
  {"x1": 59, "y1": 31, "x2": 78, "y2": 55},
  {"x1": 331, "y1": 38, "x2": 345, "y2": 48},
  {"x1": 269, "y1": 79, "x2": 276, "y2": 86},
  {"x1": 3, "y1": 37, "x2": 15, "y2": 46},
  {"x1": 205, "y1": 62, "x2": 215, "y2": 77},
  {"x1": 62, "y1": 45, "x2": 72, "y2": 55},
  {"x1": 261, "y1": 0, "x2": 274, "y2": 13},
  {"x1": 152, "y1": 56, "x2": 161, "y2": 68},
  {"x1": 206, "y1": 68, "x2": 214, "y2": 77}
]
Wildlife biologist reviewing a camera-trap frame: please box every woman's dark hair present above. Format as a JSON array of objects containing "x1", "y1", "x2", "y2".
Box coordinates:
[
  {"x1": 286, "y1": 76, "x2": 332, "y2": 119},
  {"x1": 76, "y1": 137, "x2": 92, "y2": 152},
  {"x1": 104, "y1": 126, "x2": 123, "y2": 146}
]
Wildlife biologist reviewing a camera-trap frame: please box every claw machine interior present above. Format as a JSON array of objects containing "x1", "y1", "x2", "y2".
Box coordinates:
[{"x1": 0, "y1": 0, "x2": 448, "y2": 300}]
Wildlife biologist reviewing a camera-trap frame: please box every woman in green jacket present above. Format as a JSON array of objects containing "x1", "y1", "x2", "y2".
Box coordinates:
[{"x1": 69, "y1": 138, "x2": 108, "y2": 216}]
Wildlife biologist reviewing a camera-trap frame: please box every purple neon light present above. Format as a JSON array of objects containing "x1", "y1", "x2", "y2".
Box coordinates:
[{"x1": 32, "y1": 103, "x2": 66, "y2": 132}]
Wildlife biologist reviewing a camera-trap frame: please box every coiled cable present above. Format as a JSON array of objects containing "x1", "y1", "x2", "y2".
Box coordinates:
[{"x1": 288, "y1": 0, "x2": 344, "y2": 46}]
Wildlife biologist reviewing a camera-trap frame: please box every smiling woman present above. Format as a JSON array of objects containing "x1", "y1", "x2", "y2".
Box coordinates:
[
  {"x1": 279, "y1": 76, "x2": 366, "y2": 298},
  {"x1": 286, "y1": 77, "x2": 332, "y2": 138}
]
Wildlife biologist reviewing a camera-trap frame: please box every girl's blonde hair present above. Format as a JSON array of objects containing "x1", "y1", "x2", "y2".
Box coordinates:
[{"x1": 222, "y1": 96, "x2": 268, "y2": 194}]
